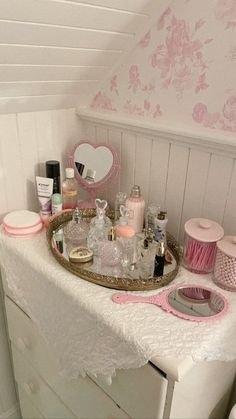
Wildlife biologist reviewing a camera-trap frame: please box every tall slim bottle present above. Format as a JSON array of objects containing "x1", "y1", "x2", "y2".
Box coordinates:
[
  {"x1": 62, "y1": 168, "x2": 78, "y2": 209},
  {"x1": 126, "y1": 185, "x2": 145, "y2": 234}
]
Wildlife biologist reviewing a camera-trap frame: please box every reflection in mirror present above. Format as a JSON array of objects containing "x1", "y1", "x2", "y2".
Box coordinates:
[
  {"x1": 168, "y1": 287, "x2": 225, "y2": 318},
  {"x1": 74, "y1": 142, "x2": 114, "y2": 183},
  {"x1": 52, "y1": 222, "x2": 178, "y2": 281}
]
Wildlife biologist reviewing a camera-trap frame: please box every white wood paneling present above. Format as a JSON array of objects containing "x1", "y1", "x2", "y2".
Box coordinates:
[
  {"x1": 0, "y1": 0, "x2": 148, "y2": 33},
  {"x1": 0, "y1": 66, "x2": 108, "y2": 82},
  {"x1": 81, "y1": 115, "x2": 236, "y2": 241},
  {"x1": 0, "y1": 0, "x2": 157, "y2": 113},
  {"x1": 202, "y1": 155, "x2": 234, "y2": 224},
  {"x1": 0, "y1": 107, "x2": 80, "y2": 220},
  {"x1": 0, "y1": 21, "x2": 133, "y2": 50},
  {"x1": 0, "y1": 45, "x2": 121, "y2": 66}
]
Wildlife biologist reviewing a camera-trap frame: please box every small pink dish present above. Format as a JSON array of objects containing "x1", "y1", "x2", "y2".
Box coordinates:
[{"x1": 3, "y1": 210, "x2": 43, "y2": 237}]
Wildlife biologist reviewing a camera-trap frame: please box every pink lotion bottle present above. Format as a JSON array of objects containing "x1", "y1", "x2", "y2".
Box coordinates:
[{"x1": 126, "y1": 185, "x2": 145, "y2": 234}]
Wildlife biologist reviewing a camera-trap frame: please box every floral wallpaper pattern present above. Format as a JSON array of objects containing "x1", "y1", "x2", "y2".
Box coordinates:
[{"x1": 90, "y1": 0, "x2": 236, "y2": 135}]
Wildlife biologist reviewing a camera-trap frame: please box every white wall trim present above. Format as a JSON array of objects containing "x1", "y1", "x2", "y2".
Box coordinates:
[{"x1": 77, "y1": 109, "x2": 236, "y2": 156}]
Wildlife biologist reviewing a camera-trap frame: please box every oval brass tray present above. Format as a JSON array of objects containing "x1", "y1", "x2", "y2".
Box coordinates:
[{"x1": 47, "y1": 209, "x2": 182, "y2": 291}]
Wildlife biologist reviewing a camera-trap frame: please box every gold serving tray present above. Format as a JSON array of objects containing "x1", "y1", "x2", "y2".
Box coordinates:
[{"x1": 47, "y1": 209, "x2": 182, "y2": 291}]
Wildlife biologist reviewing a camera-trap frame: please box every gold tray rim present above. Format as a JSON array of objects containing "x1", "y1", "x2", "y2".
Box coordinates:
[{"x1": 46, "y1": 209, "x2": 182, "y2": 291}]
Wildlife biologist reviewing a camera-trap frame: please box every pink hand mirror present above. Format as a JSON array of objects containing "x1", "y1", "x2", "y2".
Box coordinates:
[
  {"x1": 68, "y1": 140, "x2": 120, "y2": 208},
  {"x1": 112, "y1": 284, "x2": 228, "y2": 322}
]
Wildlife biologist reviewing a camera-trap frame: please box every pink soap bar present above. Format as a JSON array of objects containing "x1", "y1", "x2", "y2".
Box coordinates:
[{"x1": 116, "y1": 225, "x2": 135, "y2": 238}]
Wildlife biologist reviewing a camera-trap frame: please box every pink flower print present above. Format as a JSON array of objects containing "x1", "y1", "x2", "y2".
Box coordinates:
[
  {"x1": 128, "y1": 65, "x2": 141, "y2": 93},
  {"x1": 195, "y1": 73, "x2": 209, "y2": 93},
  {"x1": 153, "y1": 105, "x2": 162, "y2": 118},
  {"x1": 139, "y1": 31, "x2": 151, "y2": 48},
  {"x1": 110, "y1": 75, "x2": 119, "y2": 96},
  {"x1": 150, "y1": 12, "x2": 209, "y2": 97},
  {"x1": 157, "y1": 7, "x2": 171, "y2": 30},
  {"x1": 215, "y1": 0, "x2": 236, "y2": 28},
  {"x1": 90, "y1": 91, "x2": 116, "y2": 111},
  {"x1": 192, "y1": 95, "x2": 236, "y2": 132},
  {"x1": 223, "y1": 95, "x2": 236, "y2": 122},
  {"x1": 144, "y1": 100, "x2": 150, "y2": 111},
  {"x1": 192, "y1": 103, "x2": 208, "y2": 123}
]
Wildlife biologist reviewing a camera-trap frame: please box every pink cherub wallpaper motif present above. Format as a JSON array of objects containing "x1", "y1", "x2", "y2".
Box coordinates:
[
  {"x1": 150, "y1": 10, "x2": 211, "y2": 97},
  {"x1": 90, "y1": 0, "x2": 236, "y2": 136}
]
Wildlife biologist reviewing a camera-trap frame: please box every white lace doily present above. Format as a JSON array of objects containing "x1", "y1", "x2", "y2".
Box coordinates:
[{"x1": 0, "y1": 229, "x2": 235, "y2": 382}]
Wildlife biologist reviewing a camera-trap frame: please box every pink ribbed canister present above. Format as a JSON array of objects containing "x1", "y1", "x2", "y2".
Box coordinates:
[
  {"x1": 183, "y1": 218, "x2": 224, "y2": 274},
  {"x1": 213, "y1": 236, "x2": 236, "y2": 292}
]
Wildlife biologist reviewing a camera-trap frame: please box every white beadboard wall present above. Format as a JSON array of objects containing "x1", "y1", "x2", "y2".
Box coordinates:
[
  {"x1": 0, "y1": 0, "x2": 157, "y2": 113},
  {"x1": 79, "y1": 114, "x2": 236, "y2": 242},
  {"x1": 0, "y1": 107, "x2": 82, "y2": 221}
]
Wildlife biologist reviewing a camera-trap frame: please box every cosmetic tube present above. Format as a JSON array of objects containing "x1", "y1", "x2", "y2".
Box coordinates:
[{"x1": 36, "y1": 176, "x2": 53, "y2": 223}]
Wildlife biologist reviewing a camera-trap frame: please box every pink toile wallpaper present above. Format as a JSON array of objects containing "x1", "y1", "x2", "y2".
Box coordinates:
[{"x1": 90, "y1": 0, "x2": 236, "y2": 134}]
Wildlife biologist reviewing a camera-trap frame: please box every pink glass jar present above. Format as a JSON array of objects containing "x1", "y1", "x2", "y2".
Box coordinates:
[
  {"x1": 213, "y1": 236, "x2": 236, "y2": 292},
  {"x1": 183, "y1": 218, "x2": 224, "y2": 274}
]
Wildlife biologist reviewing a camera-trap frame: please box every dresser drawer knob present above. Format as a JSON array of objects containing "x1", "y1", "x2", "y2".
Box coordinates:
[
  {"x1": 16, "y1": 337, "x2": 30, "y2": 352},
  {"x1": 23, "y1": 381, "x2": 36, "y2": 396}
]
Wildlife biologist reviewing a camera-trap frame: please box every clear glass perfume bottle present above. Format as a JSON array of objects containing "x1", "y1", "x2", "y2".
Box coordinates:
[
  {"x1": 90, "y1": 199, "x2": 112, "y2": 229},
  {"x1": 87, "y1": 209, "x2": 109, "y2": 256},
  {"x1": 100, "y1": 227, "x2": 123, "y2": 267},
  {"x1": 138, "y1": 228, "x2": 156, "y2": 278},
  {"x1": 115, "y1": 192, "x2": 127, "y2": 221},
  {"x1": 64, "y1": 208, "x2": 89, "y2": 250}
]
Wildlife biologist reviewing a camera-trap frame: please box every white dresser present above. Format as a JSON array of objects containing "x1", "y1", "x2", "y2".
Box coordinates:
[{"x1": 2, "y1": 271, "x2": 236, "y2": 419}]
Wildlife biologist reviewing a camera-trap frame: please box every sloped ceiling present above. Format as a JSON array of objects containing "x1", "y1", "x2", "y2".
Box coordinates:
[{"x1": 0, "y1": 0, "x2": 157, "y2": 113}]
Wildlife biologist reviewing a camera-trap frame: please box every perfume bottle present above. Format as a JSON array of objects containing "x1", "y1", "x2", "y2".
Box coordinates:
[
  {"x1": 115, "y1": 192, "x2": 127, "y2": 221},
  {"x1": 154, "y1": 211, "x2": 168, "y2": 246},
  {"x1": 90, "y1": 199, "x2": 112, "y2": 229},
  {"x1": 116, "y1": 206, "x2": 135, "y2": 268},
  {"x1": 64, "y1": 208, "x2": 89, "y2": 250},
  {"x1": 145, "y1": 204, "x2": 160, "y2": 231},
  {"x1": 84, "y1": 169, "x2": 96, "y2": 184},
  {"x1": 100, "y1": 227, "x2": 123, "y2": 267},
  {"x1": 138, "y1": 228, "x2": 156, "y2": 278},
  {"x1": 87, "y1": 209, "x2": 109, "y2": 256},
  {"x1": 126, "y1": 185, "x2": 145, "y2": 234},
  {"x1": 154, "y1": 240, "x2": 165, "y2": 277}
]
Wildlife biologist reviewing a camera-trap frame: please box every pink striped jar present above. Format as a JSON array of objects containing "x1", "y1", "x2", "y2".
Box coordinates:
[
  {"x1": 213, "y1": 236, "x2": 236, "y2": 292},
  {"x1": 183, "y1": 218, "x2": 224, "y2": 274}
]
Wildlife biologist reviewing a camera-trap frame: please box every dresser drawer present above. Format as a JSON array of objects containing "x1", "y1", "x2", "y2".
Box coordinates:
[
  {"x1": 6, "y1": 297, "x2": 130, "y2": 419},
  {"x1": 12, "y1": 346, "x2": 76, "y2": 419},
  {"x1": 18, "y1": 386, "x2": 44, "y2": 419}
]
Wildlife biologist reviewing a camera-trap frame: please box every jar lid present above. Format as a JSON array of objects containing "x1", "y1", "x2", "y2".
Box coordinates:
[
  {"x1": 65, "y1": 168, "x2": 74, "y2": 178},
  {"x1": 184, "y1": 218, "x2": 224, "y2": 242},
  {"x1": 86, "y1": 168, "x2": 96, "y2": 179},
  {"x1": 3, "y1": 210, "x2": 41, "y2": 229},
  {"x1": 131, "y1": 185, "x2": 141, "y2": 197},
  {"x1": 46, "y1": 160, "x2": 60, "y2": 177},
  {"x1": 217, "y1": 236, "x2": 236, "y2": 258}
]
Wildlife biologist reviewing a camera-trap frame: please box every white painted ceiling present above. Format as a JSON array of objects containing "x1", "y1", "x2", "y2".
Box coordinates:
[{"x1": 0, "y1": 0, "x2": 157, "y2": 113}]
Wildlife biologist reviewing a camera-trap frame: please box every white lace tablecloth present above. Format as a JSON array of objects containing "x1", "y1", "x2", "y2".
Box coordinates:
[{"x1": 0, "y1": 228, "x2": 236, "y2": 382}]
